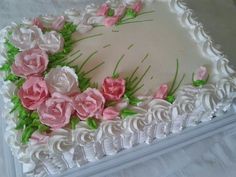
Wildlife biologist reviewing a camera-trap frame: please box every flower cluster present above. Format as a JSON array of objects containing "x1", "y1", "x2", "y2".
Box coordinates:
[
  {"x1": 96, "y1": 1, "x2": 143, "y2": 27},
  {"x1": 1, "y1": 1, "x2": 210, "y2": 144}
]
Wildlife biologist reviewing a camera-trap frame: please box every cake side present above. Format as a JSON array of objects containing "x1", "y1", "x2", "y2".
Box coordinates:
[{"x1": 0, "y1": 0, "x2": 236, "y2": 177}]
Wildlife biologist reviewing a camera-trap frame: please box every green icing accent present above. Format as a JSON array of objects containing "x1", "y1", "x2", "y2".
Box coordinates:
[
  {"x1": 125, "y1": 65, "x2": 150, "y2": 105},
  {"x1": 70, "y1": 116, "x2": 80, "y2": 129},
  {"x1": 86, "y1": 118, "x2": 98, "y2": 130},
  {"x1": 103, "y1": 44, "x2": 111, "y2": 48},
  {"x1": 138, "y1": 10, "x2": 155, "y2": 16},
  {"x1": 141, "y1": 53, "x2": 149, "y2": 63},
  {"x1": 0, "y1": 39, "x2": 21, "y2": 85},
  {"x1": 124, "y1": 94, "x2": 143, "y2": 106},
  {"x1": 70, "y1": 49, "x2": 80, "y2": 57},
  {"x1": 127, "y1": 44, "x2": 134, "y2": 50},
  {"x1": 107, "y1": 8, "x2": 115, "y2": 17},
  {"x1": 166, "y1": 95, "x2": 175, "y2": 104},
  {"x1": 73, "y1": 33, "x2": 103, "y2": 44},
  {"x1": 83, "y1": 61, "x2": 105, "y2": 76},
  {"x1": 112, "y1": 54, "x2": 125, "y2": 78},
  {"x1": 125, "y1": 8, "x2": 137, "y2": 18},
  {"x1": 121, "y1": 108, "x2": 137, "y2": 119},
  {"x1": 117, "y1": 19, "x2": 153, "y2": 26},
  {"x1": 165, "y1": 59, "x2": 186, "y2": 104}
]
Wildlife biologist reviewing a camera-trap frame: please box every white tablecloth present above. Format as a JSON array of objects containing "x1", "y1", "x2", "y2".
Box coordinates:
[{"x1": 0, "y1": 0, "x2": 236, "y2": 177}]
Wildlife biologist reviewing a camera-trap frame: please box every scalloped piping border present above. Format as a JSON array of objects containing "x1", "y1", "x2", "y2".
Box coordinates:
[{"x1": 1, "y1": 0, "x2": 236, "y2": 177}]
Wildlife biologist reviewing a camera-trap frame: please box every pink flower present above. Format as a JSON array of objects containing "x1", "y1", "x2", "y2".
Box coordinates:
[
  {"x1": 12, "y1": 48, "x2": 48, "y2": 78},
  {"x1": 18, "y1": 76, "x2": 49, "y2": 110},
  {"x1": 96, "y1": 3, "x2": 110, "y2": 16},
  {"x1": 102, "y1": 77, "x2": 126, "y2": 101},
  {"x1": 115, "y1": 5, "x2": 126, "y2": 18},
  {"x1": 154, "y1": 84, "x2": 168, "y2": 100},
  {"x1": 32, "y1": 17, "x2": 44, "y2": 29},
  {"x1": 52, "y1": 16, "x2": 65, "y2": 31},
  {"x1": 102, "y1": 107, "x2": 120, "y2": 120},
  {"x1": 38, "y1": 92, "x2": 73, "y2": 129},
  {"x1": 104, "y1": 16, "x2": 120, "y2": 27},
  {"x1": 132, "y1": 1, "x2": 142, "y2": 13},
  {"x1": 194, "y1": 66, "x2": 208, "y2": 81},
  {"x1": 73, "y1": 88, "x2": 105, "y2": 120}
]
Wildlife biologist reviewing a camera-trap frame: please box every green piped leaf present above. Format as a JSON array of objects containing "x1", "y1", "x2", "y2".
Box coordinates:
[
  {"x1": 125, "y1": 8, "x2": 137, "y2": 18},
  {"x1": 124, "y1": 94, "x2": 143, "y2": 106},
  {"x1": 120, "y1": 108, "x2": 137, "y2": 119},
  {"x1": 86, "y1": 118, "x2": 98, "y2": 130},
  {"x1": 21, "y1": 125, "x2": 38, "y2": 144},
  {"x1": 70, "y1": 116, "x2": 80, "y2": 129},
  {"x1": 166, "y1": 95, "x2": 175, "y2": 104},
  {"x1": 107, "y1": 8, "x2": 115, "y2": 17}
]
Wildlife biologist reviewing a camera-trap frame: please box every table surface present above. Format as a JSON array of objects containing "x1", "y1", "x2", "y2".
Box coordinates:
[{"x1": 0, "y1": 0, "x2": 236, "y2": 177}]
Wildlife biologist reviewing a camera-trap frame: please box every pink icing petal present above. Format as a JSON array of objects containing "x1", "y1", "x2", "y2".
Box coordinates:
[
  {"x1": 96, "y1": 3, "x2": 110, "y2": 16},
  {"x1": 132, "y1": 1, "x2": 143, "y2": 13},
  {"x1": 32, "y1": 17, "x2": 44, "y2": 29},
  {"x1": 102, "y1": 77, "x2": 126, "y2": 101},
  {"x1": 73, "y1": 88, "x2": 105, "y2": 120},
  {"x1": 102, "y1": 107, "x2": 120, "y2": 120},
  {"x1": 52, "y1": 16, "x2": 65, "y2": 31},
  {"x1": 104, "y1": 16, "x2": 120, "y2": 27},
  {"x1": 195, "y1": 66, "x2": 208, "y2": 81},
  {"x1": 115, "y1": 5, "x2": 126, "y2": 18},
  {"x1": 154, "y1": 84, "x2": 168, "y2": 100},
  {"x1": 19, "y1": 76, "x2": 49, "y2": 110},
  {"x1": 11, "y1": 48, "x2": 48, "y2": 78},
  {"x1": 38, "y1": 92, "x2": 73, "y2": 129}
]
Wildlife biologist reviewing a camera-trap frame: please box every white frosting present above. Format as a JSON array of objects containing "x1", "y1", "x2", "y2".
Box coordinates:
[{"x1": 1, "y1": 0, "x2": 236, "y2": 176}]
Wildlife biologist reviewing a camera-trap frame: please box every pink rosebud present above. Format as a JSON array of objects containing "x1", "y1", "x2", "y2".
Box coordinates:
[
  {"x1": 104, "y1": 16, "x2": 120, "y2": 27},
  {"x1": 114, "y1": 5, "x2": 126, "y2": 18},
  {"x1": 38, "y1": 92, "x2": 73, "y2": 129},
  {"x1": 102, "y1": 77, "x2": 126, "y2": 101},
  {"x1": 73, "y1": 88, "x2": 105, "y2": 120},
  {"x1": 19, "y1": 76, "x2": 49, "y2": 110},
  {"x1": 102, "y1": 107, "x2": 120, "y2": 120},
  {"x1": 12, "y1": 48, "x2": 48, "y2": 78},
  {"x1": 194, "y1": 66, "x2": 208, "y2": 81},
  {"x1": 132, "y1": 1, "x2": 142, "y2": 13},
  {"x1": 52, "y1": 16, "x2": 65, "y2": 31},
  {"x1": 32, "y1": 17, "x2": 44, "y2": 29},
  {"x1": 96, "y1": 3, "x2": 110, "y2": 16},
  {"x1": 154, "y1": 84, "x2": 168, "y2": 100}
]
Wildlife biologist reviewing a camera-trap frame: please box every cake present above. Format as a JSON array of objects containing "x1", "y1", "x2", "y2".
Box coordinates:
[{"x1": 0, "y1": 0, "x2": 236, "y2": 176}]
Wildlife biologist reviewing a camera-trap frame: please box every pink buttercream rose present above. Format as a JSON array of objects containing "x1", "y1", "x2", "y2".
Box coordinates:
[
  {"x1": 194, "y1": 66, "x2": 208, "y2": 81},
  {"x1": 154, "y1": 84, "x2": 169, "y2": 100},
  {"x1": 32, "y1": 17, "x2": 44, "y2": 29},
  {"x1": 132, "y1": 1, "x2": 142, "y2": 13},
  {"x1": 12, "y1": 48, "x2": 48, "y2": 78},
  {"x1": 52, "y1": 16, "x2": 65, "y2": 31},
  {"x1": 115, "y1": 5, "x2": 127, "y2": 18},
  {"x1": 73, "y1": 88, "x2": 105, "y2": 120},
  {"x1": 104, "y1": 16, "x2": 120, "y2": 27},
  {"x1": 102, "y1": 77, "x2": 126, "y2": 101},
  {"x1": 97, "y1": 3, "x2": 110, "y2": 16},
  {"x1": 102, "y1": 107, "x2": 120, "y2": 120},
  {"x1": 18, "y1": 76, "x2": 49, "y2": 110},
  {"x1": 38, "y1": 92, "x2": 73, "y2": 129}
]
